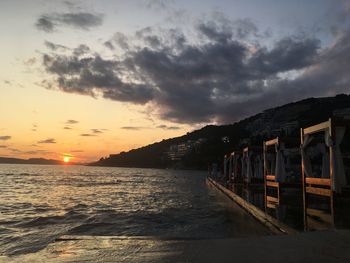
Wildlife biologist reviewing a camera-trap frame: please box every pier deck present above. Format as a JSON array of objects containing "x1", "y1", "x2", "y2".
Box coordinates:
[{"x1": 207, "y1": 177, "x2": 298, "y2": 234}]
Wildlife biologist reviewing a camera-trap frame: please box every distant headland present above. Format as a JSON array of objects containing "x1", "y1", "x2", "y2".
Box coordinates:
[{"x1": 0, "y1": 157, "x2": 64, "y2": 165}]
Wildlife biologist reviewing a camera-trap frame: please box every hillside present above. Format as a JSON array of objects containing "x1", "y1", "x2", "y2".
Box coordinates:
[{"x1": 91, "y1": 94, "x2": 350, "y2": 169}]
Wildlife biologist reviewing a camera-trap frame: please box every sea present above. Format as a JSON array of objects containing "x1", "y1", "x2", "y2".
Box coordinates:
[{"x1": 0, "y1": 164, "x2": 269, "y2": 257}]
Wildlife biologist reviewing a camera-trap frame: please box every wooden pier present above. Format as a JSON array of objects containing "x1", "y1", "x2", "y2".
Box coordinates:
[
  {"x1": 207, "y1": 177, "x2": 297, "y2": 234},
  {"x1": 218, "y1": 116, "x2": 350, "y2": 232}
]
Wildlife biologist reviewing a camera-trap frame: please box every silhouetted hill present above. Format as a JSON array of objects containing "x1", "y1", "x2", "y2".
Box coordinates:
[
  {"x1": 91, "y1": 94, "x2": 350, "y2": 169},
  {"x1": 0, "y1": 157, "x2": 63, "y2": 165}
]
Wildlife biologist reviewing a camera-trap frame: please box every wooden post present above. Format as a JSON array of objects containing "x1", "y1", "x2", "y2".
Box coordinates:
[
  {"x1": 329, "y1": 118, "x2": 335, "y2": 227},
  {"x1": 229, "y1": 153, "x2": 233, "y2": 185},
  {"x1": 223, "y1": 155, "x2": 227, "y2": 181},
  {"x1": 264, "y1": 142, "x2": 267, "y2": 211},
  {"x1": 276, "y1": 138, "x2": 280, "y2": 205},
  {"x1": 301, "y1": 127, "x2": 307, "y2": 231},
  {"x1": 234, "y1": 153, "x2": 238, "y2": 184},
  {"x1": 243, "y1": 147, "x2": 248, "y2": 185}
]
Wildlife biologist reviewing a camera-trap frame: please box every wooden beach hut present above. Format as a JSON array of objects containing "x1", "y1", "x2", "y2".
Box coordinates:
[
  {"x1": 263, "y1": 137, "x2": 301, "y2": 209},
  {"x1": 301, "y1": 117, "x2": 350, "y2": 230}
]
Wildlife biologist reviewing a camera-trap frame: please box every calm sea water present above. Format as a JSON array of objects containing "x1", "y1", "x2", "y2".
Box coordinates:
[{"x1": 0, "y1": 164, "x2": 269, "y2": 256}]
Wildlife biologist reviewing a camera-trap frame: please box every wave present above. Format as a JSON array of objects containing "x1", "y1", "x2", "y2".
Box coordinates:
[
  {"x1": 16, "y1": 211, "x2": 88, "y2": 227},
  {"x1": 0, "y1": 166, "x2": 236, "y2": 257},
  {"x1": 19, "y1": 173, "x2": 38, "y2": 176},
  {"x1": 74, "y1": 181, "x2": 122, "y2": 187}
]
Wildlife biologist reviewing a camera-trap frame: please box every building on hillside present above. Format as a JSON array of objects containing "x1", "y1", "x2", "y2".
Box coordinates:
[{"x1": 166, "y1": 138, "x2": 206, "y2": 161}]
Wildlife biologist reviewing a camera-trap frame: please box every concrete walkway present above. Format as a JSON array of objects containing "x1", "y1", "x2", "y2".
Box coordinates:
[{"x1": 1, "y1": 230, "x2": 350, "y2": 262}]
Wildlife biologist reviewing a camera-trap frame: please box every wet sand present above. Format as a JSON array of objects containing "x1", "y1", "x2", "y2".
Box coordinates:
[{"x1": 1, "y1": 230, "x2": 350, "y2": 262}]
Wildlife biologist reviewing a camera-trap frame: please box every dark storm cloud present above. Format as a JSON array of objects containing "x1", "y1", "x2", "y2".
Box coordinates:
[
  {"x1": 38, "y1": 138, "x2": 56, "y2": 144},
  {"x1": 53, "y1": 12, "x2": 103, "y2": 29},
  {"x1": 41, "y1": 14, "x2": 350, "y2": 124},
  {"x1": 73, "y1": 44, "x2": 90, "y2": 56},
  {"x1": 248, "y1": 37, "x2": 320, "y2": 76},
  {"x1": 45, "y1": 41, "x2": 69, "y2": 51},
  {"x1": 134, "y1": 27, "x2": 186, "y2": 51},
  {"x1": 136, "y1": 27, "x2": 162, "y2": 48},
  {"x1": 104, "y1": 41, "x2": 114, "y2": 50},
  {"x1": 36, "y1": 12, "x2": 103, "y2": 32},
  {"x1": 104, "y1": 32, "x2": 129, "y2": 50},
  {"x1": 36, "y1": 16, "x2": 55, "y2": 32},
  {"x1": 0, "y1": 136, "x2": 11, "y2": 141},
  {"x1": 42, "y1": 51, "x2": 155, "y2": 104},
  {"x1": 196, "y1": 16, "x2": 258, "y2": 42}
]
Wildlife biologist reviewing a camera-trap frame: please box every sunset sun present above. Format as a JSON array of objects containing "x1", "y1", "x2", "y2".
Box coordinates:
[{"x1": 63, "y1": 156, "x2": 70, "y2": 163}]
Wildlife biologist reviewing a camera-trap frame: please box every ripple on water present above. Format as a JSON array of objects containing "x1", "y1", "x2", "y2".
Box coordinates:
[{"x1": 0, "y1": 165, "x2": 270, "y2": 257}]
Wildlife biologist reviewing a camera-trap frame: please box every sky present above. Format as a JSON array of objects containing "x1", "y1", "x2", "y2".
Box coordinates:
[{"x1": 0, "y1": 0, "x2": 350, "y2": 162}]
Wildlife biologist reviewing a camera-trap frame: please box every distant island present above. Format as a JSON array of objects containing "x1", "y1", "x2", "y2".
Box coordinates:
[
  {"x1": 90, "y1": 94, "x2": 350, "y2": 170},
  {"x1": 0, "y1": 157, "x2": 63, "y2": 165}
]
